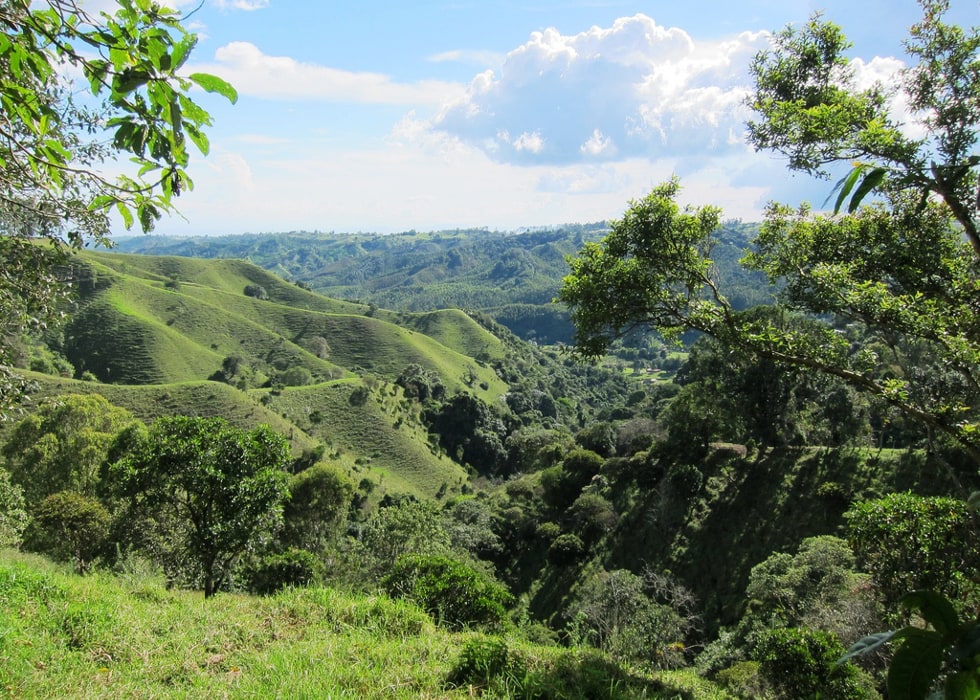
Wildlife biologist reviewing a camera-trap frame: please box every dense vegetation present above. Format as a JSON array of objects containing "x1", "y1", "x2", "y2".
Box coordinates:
[{"x1": 2, "y1": 1, "x2": 980, "y2": 698}]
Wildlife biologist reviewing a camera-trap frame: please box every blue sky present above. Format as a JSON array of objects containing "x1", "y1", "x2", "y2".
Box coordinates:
[{"x1": 109, "y1": 0, "x2": 979, "y2": 236}]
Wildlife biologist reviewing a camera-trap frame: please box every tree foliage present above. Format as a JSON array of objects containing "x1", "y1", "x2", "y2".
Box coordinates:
[
  {"x1": 0, "y1": 0, "x2": 234, "y2": 415},
  {"x1": 845, "y1": 493, "x2": 980, "y2": 616},
  {"x1": 2, "y1": 393, "x2": 136, "y2": 504},
  {"x1": 383, "y1": 554, "x2": 513, "y2": 630},
  {"x1": 558, "y1": 0, "x2": 980, "y2": 468},
  {"x1": 25, "y1": 490, "x2": 109, "y2": 574},
  {"x1": 111, "y1": 416, "x2": 290, "y2": 597}
]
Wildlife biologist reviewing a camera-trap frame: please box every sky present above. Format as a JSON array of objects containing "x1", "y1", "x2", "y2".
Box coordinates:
[{"x1": 91, "y1": 0, "x2": 980, "y2": 236}]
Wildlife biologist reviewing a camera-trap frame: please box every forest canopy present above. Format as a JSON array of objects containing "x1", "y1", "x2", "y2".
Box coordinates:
[{"x1": 560, "y1": 0, "x2": 980, "y2": 470}]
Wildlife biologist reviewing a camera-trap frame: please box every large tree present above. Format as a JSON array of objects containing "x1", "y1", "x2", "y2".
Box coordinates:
[
  {"x1": 0, "y1": 0, "x2": 235, "y2": 415},
  {"x1": 2, "y1": 392, "x2": 137, "y2": 504},
  {"x1": 112, "y1": 416, "x2": 291, "y2": 597},
  {"x1": 558, "y1": 0, "x2": 980, "y2": 472}
]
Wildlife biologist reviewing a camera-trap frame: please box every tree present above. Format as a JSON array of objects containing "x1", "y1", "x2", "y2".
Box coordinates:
[
  {"x1": 2, "y1": 393, "x2": 137, "y2": 504},
  {"x1": 243, "y1": 284, "x2": 269, "y2": 300},
  {"x1": 566, "y1": 569, "x2": 698, "y2": 669},
  {"x1": 111, "y1": 416, "x2": 290, "y2": 597},
  {"x1": 558, "y1": 1, "x2": 980, "y2": 470},
  {"x1": 0, "y1": 0, "x2": 235, "y2": 416},
  {"x1": 280, "y1": 462, "x2": 353, "y2": 555},
  {"x1": 845, "y1": 493, "x2": 980, "y2": 617},
  {"x1": 0, "y1": 468, "x2": 27, "y2": 548},
  {"x1": 25, "y1": 490, "x2": 109, "y2": 574}
]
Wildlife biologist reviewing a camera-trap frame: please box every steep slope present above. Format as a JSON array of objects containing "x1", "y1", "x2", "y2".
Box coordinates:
[
  {"x1": 29, "y1": 249, "x2": 516, "y2": 498},
  {"x1": 63, "y1": 250, "x2": 506, "y2": 401}
]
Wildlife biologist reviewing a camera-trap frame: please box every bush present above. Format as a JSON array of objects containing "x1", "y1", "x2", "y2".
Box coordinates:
[
  {"x1": 243, "y1": 283, "x2": 268, "y2": 300},
  {"x1": 548, "y1": 533, "x2": 585, "y2": 565},
  {"x1": 0, "y1": 469, "x2": 27, "y2": 548},
  {"x1": 754, "y1": 627, "x2": 877, "y2": 699},
  {"x1": 244, "y1": 548, "x2": 324, "y2": 594},
  {"x1": 845, "y1": 492, "x2": 980, "y2": 616},
  {"x1": 715, "y1": 660, "x2": 766, "y2": 699},
  {"x1": 382, "y1": 554, "x2": 513, "y2": 630},
  {"x1": 447, "y1": 636, "x2": 512, "y2": 688},
  {"x1": 25, "y1": 491, "x2": 109, "y2": 573}
]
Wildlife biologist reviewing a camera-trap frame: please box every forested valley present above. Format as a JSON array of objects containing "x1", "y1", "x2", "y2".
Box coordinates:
[{"x1": 2, "y1": 1, "x2": 980, "y2": 698}]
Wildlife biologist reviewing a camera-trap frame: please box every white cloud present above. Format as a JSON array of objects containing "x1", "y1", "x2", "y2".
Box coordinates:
[
  {"x1": 581, "y1": 129, "x2": 616, "y2": 157},
  {"x1": 427, "y1": 49, "x2": 504, "y2": 67},
  {"x1": 214, "y1": 0, "x2": 268, "y2": 9},
  {"x1": 513, "y1": 131, "x2": 545, "y2": 153},
  {"x1": 428, "y1": 14, "x2": 770, "y2": 165},
  {"x1": 191, "y1": 42, "x2": 466, "y2": 105}
]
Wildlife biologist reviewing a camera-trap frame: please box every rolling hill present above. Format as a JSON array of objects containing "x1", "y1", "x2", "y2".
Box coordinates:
[{"x1": 16, "y1": 249, "x2": 526, "y2": 498}]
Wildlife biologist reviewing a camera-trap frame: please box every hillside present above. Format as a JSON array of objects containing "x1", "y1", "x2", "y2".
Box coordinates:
[
  {"x1": 20, "y1": 249, "x2": 529, "y2": 498},
  {"x1": 112, "y1": 223, "x2": 772, "y2": 344},
  {"x1": 0, "y1": 551, "x2": 727, "y2": 699}
]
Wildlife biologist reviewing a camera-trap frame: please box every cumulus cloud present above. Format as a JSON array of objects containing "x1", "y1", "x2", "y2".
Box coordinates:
[
  {"x1": 429, "y1": 14, "x2": 770, "y2": 165},
  {"x1": 193, "y1": 42, "x2": 466, "y2": 105}
]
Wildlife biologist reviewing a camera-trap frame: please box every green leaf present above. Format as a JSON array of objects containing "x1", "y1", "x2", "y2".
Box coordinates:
[
  {"x1": 114, "y1": 68, "x2": 151, "y2": 95},
  {"x1": 88, "y1": 195, "x2": 116, "y2": 213},
  {"x1": 888, "y1": 628, "x2": 945, "y2": 700},
  {"x1": 847, "y1": 167, "x2": 887, "y2": 213},
  {"x1": 188, "y1": 73, "x2": 238, "y2": 103},
  {"x1": 185, "y1": 123, "x2": 209, "y2": 156},
  {"x1": 902, "y1": 590, "x2": 961, "y2": 637},
  {"x1": 838, "y1": 630, "x2": 898, "y2": 664},
  {"x1": 116, "y1": 201, "x2": 134, "y2": 230},
  {"x1": 826, "y1": 164, "x2": 865, "y2": 214},
  {"x1": 171, "y1": 35, "x2": 197, "y2": 73}
]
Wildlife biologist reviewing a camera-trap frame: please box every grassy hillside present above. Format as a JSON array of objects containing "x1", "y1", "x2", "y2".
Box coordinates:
[
  {"x1": 13, "y1": 248, "x2": 526, "y2": 498},
  {"x1": 7, "y1": 372, "x2": 321, "y2": 456},
  {"x1": 0, "y1": 551, "x2": 731, "y2": 699},
  {"x1": 66, "y1": 250, "x2": 505, "y2": 401},
  {"x1": 112, "y1": 223, "x2": 771, "y2": 345}
]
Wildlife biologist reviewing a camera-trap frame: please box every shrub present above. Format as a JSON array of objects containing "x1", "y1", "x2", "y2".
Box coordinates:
[
  {"x1": 244, "y1": 548, "x2": 324, "y2": 594},
  {"x1": 548, "y1": 533, "x2": 585, "y2": 565},
  {"x1": 243, "y1": 283, "x2": 268, "y2": 300},
  {"x1": 382, "y1": 554, "x2": 513, "y2": 630},
  {"x1": 845, "y1": 492, "x2": 980, "y2": 616},
  {"x1": 25, "y1": 491, "x2": 109, "y2": 573},
  {"x1": 754, "y1": 627, "x2": 877, "y2": 699},
  {"x1": 0, "y1": 469, "x2": 27, "y2": 548},
  {"x1": 447, "y1": 636, "x2": 512, "y2": 688}
]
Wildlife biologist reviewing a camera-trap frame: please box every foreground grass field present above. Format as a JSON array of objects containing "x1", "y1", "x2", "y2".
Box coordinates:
[{"x1": 0, "y1": 551, "x2": 731, "y2": 699}]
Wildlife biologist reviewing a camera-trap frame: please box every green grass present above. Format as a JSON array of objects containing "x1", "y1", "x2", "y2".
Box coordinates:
[
  {"x1": 258, "y1": 380, "x2": 468, "y2": 499},
  {"x1": 9, "y1": 373, "x2": 321, "y2": 456},
  {"x1": 23, "y1": 248, "x2": 521, "y2": 497},
  {"x1": 0, "y1": 550, "x2": 729, "y2": 699},
  {"x1": 69, "y1": 250, "x2": 506, "y2": 401}
]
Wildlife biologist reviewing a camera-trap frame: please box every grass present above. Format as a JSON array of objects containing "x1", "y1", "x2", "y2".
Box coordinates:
[
  {"x1": 9, "y1": 373, "x2": 321, "y2": 456},
  {"x1": 17, "y1": 248, "x2": 522, "y2": 497},
  {"x1": 69, "y1": 249, "x2": 506, "y2": 400},
  {"x1": 0, "y1": 550, "x2": 730, "y2": 699},
  {"x1": 257, "y1": 380, "x2": 467, "y2": 499}
]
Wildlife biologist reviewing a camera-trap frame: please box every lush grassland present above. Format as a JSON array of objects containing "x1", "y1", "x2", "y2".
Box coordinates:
[
  {"x1": 68, "y1": 250, "x2": 505, "y2": 401},
  {"x1": 8, "y1": 372, "x2": 321, "y2": 455},
  {"x1": 257, "y1": 380, "x2": 468, "y2": 499},
  {"x1": 24, "y1": 248, "x2": 522, "y2": 497},
  {"x1": 0, "y1": 551, "x2": 731, "y2": 699}
]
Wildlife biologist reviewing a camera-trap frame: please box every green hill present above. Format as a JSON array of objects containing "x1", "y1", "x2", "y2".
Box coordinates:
[
  {"x1": 18, "y1": 249, "x2": 524, "y2": 498},
  {"x1": 111, "y1": 223, "x2": 771, "y2": 345}
]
